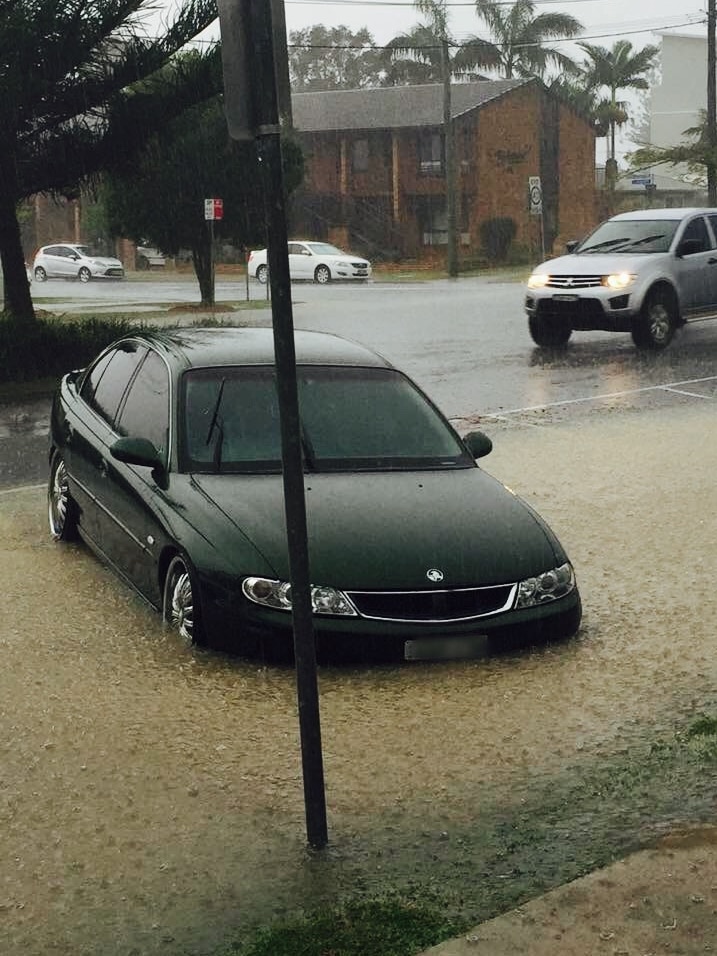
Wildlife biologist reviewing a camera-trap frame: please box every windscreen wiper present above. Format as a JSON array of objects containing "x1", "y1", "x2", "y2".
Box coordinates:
[{"x1": 205, "y1": 377, "x2": 226, "y2": 472}]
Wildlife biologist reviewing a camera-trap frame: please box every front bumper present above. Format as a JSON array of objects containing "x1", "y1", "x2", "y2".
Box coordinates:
[{"x1": 525, "y1": 288, "x2": 636, "y2": 332}]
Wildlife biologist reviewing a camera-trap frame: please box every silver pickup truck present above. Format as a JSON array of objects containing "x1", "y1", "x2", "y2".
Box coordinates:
[{"x1": 525, "y1": 207, "x2": 717, "y2": 350}]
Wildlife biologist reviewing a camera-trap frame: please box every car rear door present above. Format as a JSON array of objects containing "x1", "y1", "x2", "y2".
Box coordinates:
[{"x1": 288, "y1": 242, "x2": 311, "y2": 280}]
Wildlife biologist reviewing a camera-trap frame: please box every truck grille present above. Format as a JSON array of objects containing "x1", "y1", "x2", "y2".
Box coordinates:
[{"x1": 546, "y1": 275, "x2": 602, "y2": 289}]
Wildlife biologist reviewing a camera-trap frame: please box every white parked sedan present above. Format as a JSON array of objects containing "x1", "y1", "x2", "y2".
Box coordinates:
[
  {"x1": 248, "y1": 240, "x2": 371, "y2": 284},
  {"x1": 33, "y1": 243, "x2": 125, "y2": 282}
]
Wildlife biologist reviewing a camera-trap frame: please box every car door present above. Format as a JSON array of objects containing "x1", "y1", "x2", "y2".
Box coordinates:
[
  {"x1": 288, "y1": 242, "x2": 312, "y2": 280},
  {"x1": 99, "y1": 348, "x2": 171, "y2": 603},
  {"x1": 673, "y1": 214, "x2": 717, "y2": 316},
  {"x1": 41, "y1": 245, "x2": 66, "y2": 278},
  {"x1": 67, "y1": 343, "x2": 148, "y2": 548}
]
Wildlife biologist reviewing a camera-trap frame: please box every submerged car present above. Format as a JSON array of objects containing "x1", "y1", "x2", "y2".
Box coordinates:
[
  {"x1": 525, "y1": 207, "x2": 717, "y2": 350},
  {"x1": 248, "y1": 241, "x2": 371, "y2": 284},
  {"x1": 48, "y1": 327, "x2": 581, "y2": 663},
  {"x1": 33, "y1": 243, "x2": 125, "y2": 282}
]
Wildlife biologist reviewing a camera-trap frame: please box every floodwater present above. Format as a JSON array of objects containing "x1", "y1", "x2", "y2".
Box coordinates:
[{"x1": 1, "y1": 402, "x2": 716, "y2": 956}]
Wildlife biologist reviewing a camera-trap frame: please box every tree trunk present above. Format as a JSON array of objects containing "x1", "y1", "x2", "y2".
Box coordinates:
[
  {"x1": 0, "y1": 150, "x2": 36, "y2": 322},
  {"x1": 192, "y1": 230, "x2": 215, "y2": 307}
]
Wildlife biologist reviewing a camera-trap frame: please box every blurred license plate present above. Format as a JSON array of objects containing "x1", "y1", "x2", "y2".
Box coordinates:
[
  {"x1": 553, "y1": 294, "x2": 578, "y2": 301},
  {"x1": 404, "y1": 635, "x2": 488, "y2": 661}
]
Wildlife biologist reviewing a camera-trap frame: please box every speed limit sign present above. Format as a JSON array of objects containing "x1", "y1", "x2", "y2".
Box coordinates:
[{"x1": 528, "y1": 176, "x2": 543, "y2": 215}]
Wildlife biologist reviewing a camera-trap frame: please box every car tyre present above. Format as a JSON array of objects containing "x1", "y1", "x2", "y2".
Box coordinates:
[
  {"x1": 78, "y1": 267, "x2": 92, "y2": 283},
  {"x1": 631, "y1": 288, "x2": 676, "y2": 350},
  {"x1": 34, "y1": 266, "x2": 47, "y2": 282},
  {"x1": 314, "y1": 264, "x2": 331, "y2": 284},
  {"x1": 256, "y1": 264, "x2": 268, "y2": 284},
  {"x1": 163, "y1": 554, "x2": 205, "y2": 646},
  {"x1": 528, "y1": 315, "x2": 572, "y2": 348},
  {"x1": 48, "y1": 452, "x2": 78, "y2": 542}
]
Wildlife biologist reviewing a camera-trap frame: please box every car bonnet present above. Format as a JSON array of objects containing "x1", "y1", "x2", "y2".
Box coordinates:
[{"x1": 190, "y1": 468, "x2": 563, "y2": 589}]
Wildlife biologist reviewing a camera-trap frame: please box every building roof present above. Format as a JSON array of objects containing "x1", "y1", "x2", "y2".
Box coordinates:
[{"x1": 291, "y1": 79, "x2": 533, "y2": 133}]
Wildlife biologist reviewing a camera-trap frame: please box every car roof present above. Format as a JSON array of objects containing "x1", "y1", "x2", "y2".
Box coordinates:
[
  {"x1": 127, "y1": 327, "x2": 392, "y2": 372},
  {"x1": 610, "y1": 207, "x2": 717, "y2": 222}
]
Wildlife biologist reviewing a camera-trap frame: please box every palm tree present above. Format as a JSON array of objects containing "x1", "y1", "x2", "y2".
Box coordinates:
[
  {"x1": 578, "y1": 39, "x2": 660, "y2": 182},
  {"x1": 385, "y1": 23, "x2": 498, "y2": 84},
  {"x1": 465, "y1": 0, "x2": 583, "y2": 80}
]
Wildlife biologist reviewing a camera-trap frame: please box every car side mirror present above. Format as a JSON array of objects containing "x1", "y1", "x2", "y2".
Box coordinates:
[
  {"x1": 110, "y1": 436, "x2": 163, "y2": 469},
  {"x1": 677, "y1": 238, "x2": 703, "y2": 257},
  {"x1": 463, "y1": 430, "x2": 493, "y2": 459},
  {"x1": 565, "y1": 240, "x2": 579, "y2": 253}
]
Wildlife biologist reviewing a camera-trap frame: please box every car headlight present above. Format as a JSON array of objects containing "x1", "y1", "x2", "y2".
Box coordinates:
[
  {"x1": 515, "y1": 562, "x2": 575, "y2": 608},
  {"x1": 602, "y1": 272, "x2": 634, "y2": 290},
  {"x1": 242, "y1": 576, "x2": 358, "y2": 616},
  {"x1": 336, "y1": 260, "x2": 350, "y2": 268},
  {"x1": 527, "y1": 273, "x2": 550, "y2": 289}
]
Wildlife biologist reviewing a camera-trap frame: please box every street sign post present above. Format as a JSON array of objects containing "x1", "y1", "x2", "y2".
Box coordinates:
[
  {"x1": 217, "y1": 0, "x2": 328, "y2": 851},
  {"x1": 528, "y1": 176, "x2": 545, "y2": 259}
]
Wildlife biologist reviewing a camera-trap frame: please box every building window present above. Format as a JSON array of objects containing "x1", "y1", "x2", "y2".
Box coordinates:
[
  {"x1": 417, "y1": 197, "x2": 448, "y2": 245},
  {"x1": 352, "y1": 138, "x2": 369, "y2": 172},
  {"x1": 418, "y1": 130, "x2": 444, "y2": 175}
]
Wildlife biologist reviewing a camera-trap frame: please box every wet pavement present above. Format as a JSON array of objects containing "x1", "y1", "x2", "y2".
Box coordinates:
[{"x1": 2, "y1": 400, "x2": 716, "y2": 956}]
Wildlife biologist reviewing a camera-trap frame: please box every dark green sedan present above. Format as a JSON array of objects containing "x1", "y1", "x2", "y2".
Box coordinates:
[{"x1": 48, "y1": 327, "x2": 581, "y2": 662}]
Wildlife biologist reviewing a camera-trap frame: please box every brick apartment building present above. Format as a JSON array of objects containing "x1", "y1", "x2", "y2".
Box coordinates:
[{"x1": 289, "y1": 78, "x2": 597, "y2": 263}]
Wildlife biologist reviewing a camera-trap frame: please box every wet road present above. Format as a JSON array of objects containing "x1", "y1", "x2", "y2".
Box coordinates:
[{"x1": 3, "y1": 275, "x2": 717, "y2": 487}]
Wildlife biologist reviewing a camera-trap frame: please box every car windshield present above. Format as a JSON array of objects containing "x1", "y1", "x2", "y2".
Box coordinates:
[
  {"x1": 305, "y1": 242, "x2": 344, "y2": 256},
  {"x1": 576, "y1": 219, "x2": 679, "y2": 254},
  {"x1": 180, "y1": 365, "x2": 473, "y2": 474}
]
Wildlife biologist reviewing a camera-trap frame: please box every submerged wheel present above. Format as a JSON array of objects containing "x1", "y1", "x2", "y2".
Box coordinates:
[
  {"x1": 163, "y1": 555, "x2": 204, "y2": 646},
  {"x1": 78, "y1": 267, "x2": 92, "y2": 283},
  {"x1": 528, "y1": 315, "x2": 572, "y2": 348},
  {"x1": 48, "y1": 452, "x2": 78, "y2": 541},
  {"x1": 34, "y1": 266, "x2": 47, "y2": 282},
  {"x1": 314, "y1": 264, "x2": 331, "y2": 284},
  {"x1": 256, "y1": 264, "x2": 268, "y2": 284},
  {"x1": 632, "y1": 289, "x2": 676, "y2": 350}
]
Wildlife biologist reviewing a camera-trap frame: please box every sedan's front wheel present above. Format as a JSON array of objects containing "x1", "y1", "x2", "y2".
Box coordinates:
[
  {"x1": 48, "y1": 452, "x2": 78, "y2": 542},
  {"x1": 78, "y1": 267, "x2": 92, "y2": 283},
  {"x1": 163, "y1": 555, "x2": 205, "y2": 646},
  {"x1": 314, "y1": 264, "x2": 331, "y2": 284}
]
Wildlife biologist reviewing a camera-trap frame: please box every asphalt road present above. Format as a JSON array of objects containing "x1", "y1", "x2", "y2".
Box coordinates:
[{"x1": 2, "y1": 273, "x2": 717, "y2": 487}]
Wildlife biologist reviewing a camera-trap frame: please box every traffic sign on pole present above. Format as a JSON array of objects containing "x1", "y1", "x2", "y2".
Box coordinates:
[{"x1": 528, "y1": 176, "x2": 543, "y2": 216}]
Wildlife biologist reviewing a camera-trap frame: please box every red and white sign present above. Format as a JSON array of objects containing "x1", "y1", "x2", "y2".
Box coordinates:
[{"x1": 204, "y1": 198, "x2": 224, "y2": 220}]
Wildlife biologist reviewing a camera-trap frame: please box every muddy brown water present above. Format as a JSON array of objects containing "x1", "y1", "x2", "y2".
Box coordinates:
[{"x1": 1, "y1": 403, "x2": 716, "y2": 956}]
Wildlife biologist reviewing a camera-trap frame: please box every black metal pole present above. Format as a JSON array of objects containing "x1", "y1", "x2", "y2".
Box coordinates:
[{"x1": 248, "y1": 0, "x2": 328, "y2": 850}]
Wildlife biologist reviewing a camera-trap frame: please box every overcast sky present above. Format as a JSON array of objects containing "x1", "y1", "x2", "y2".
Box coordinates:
[{"x1": 279, "y1": 0, "x2": 706, "y2": 47}]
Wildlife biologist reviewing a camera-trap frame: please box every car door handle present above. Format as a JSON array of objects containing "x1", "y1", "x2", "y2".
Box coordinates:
[{"x1": 709, "y1": 257, "x2": 717, "y2": 265}]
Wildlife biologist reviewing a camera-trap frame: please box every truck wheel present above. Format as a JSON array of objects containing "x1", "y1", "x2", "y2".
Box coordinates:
[
  {"x1": 528, "y1": 315, "x2": 572, "y2": 348},
  {"x1": 632, "y1": 289, "x2": 676, "y2": 349}
]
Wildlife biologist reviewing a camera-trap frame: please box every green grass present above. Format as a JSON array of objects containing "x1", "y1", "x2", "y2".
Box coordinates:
[{"x1": 215, "y1": 895, "x2": 458, "y2": 956}]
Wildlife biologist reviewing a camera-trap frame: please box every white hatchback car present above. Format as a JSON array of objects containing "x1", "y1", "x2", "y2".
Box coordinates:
[
  {"x1": 248, "y1": 240, "x2": 371, "y2": 284},
  {"x1": 525, "y1": 207, "x2": 717, "y2": 350},
  {"x1": 33, "y1": 243, "x2": 125, "y2": 282}
]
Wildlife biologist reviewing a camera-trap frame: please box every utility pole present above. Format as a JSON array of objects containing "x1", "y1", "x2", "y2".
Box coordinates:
[
  {"x1": 442, "y1": 36, "x2": 458, "y2": 277},
  {"x1": 708, "y1": 0, "x2": 717, "y2": 204}
]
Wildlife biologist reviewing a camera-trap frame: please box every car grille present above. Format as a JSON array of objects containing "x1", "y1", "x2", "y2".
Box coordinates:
[
  {"x1": 105, "y1": 267, "x2": 124, "y2": 277},
  {"x1": 352, "y1": 262, "x2": 368, "y2": 270},
  {"x1": 545, "y1": 275, "x2": 602, "y2": 288},
  {"x1": 346, "y1": 584, "x2": 516, "y2": 623}
]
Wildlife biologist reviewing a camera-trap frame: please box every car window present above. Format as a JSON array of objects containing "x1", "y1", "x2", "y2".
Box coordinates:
[
  {"x1": 116, "y1": 350, "x2": 170, "y2": 455},
  {"x1": 180, "y1": 365, "x2": 472, "y2": 473},
  {"x1": 680, "y1": 216, "x2": 711, "y2": 253},
  {"x1": 81, "y1": 344, "x2": 148, "y2": 426}
]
